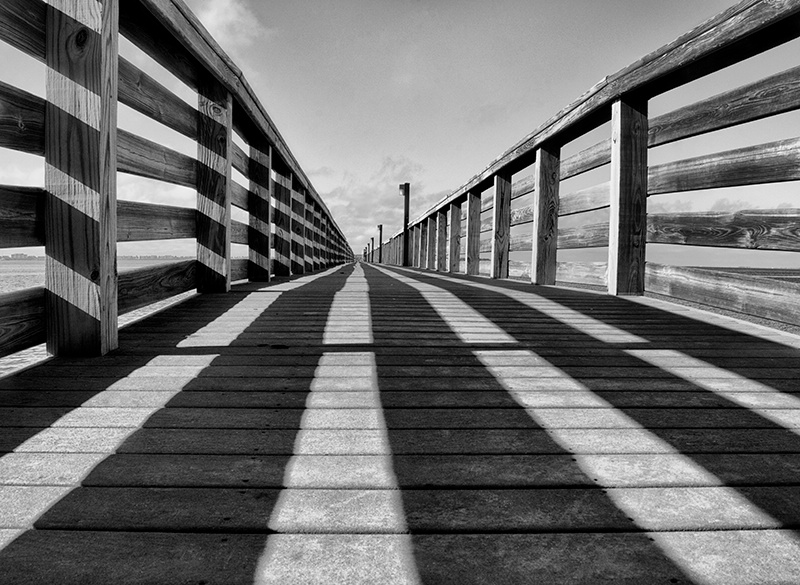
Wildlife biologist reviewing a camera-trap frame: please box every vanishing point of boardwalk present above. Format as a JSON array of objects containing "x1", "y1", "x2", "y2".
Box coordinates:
[{"x1": 3, "y1": 263, "x2": 800, "y2": 583}]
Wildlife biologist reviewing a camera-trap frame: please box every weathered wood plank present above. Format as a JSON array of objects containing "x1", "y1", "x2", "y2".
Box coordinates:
[
  {"x1": 44, "y1": 0, "x2": 119, "y2": 356},
  {"x1": 560, "y1": 140, "x2": 612, "y2": 180},
  {"x1": 608, "y1": 99, "x2": 648, "y2": 296},
  {"x1": 247, "y1": 145, "x2": 271, "y2": 281},
  {"x1": 491, "y1": 172, "x2": 512, "y2": 279},
  {"x1": 0, "y1": 80, "x2": 45, "y2": 156},
  {"x1": 427, "y1": 216, "x2": 437, "y2": 270},
  {"x1": 449, "y1": 202, "x2": 462, "y2": 272},
  {"x1": 229, "y1": 180, "x2": 249, "y2": 211},
  {"x1": 437, "y1": 209, "x2": 447, "y2": 272},
  {"x1": 558, "y1": 223, "x2": 610, "y2": 249},
  {"x1": 557, "y1": 261, "x2": 608, "y2": 287},
  {"x1": 230, "y1": 258, "x2": 248, "y2": 281},
  {"x1": 419, "y1": 220, "x2": 429, "y2": 269},
  {"x1": 117, "y1": 57, "x2": 197, "y2": 140},
  {"x1": 0, "y1": 186, "x2": 45, "y2": 248},
  {"x1": 560, "y1": 182, "x2": 611, "y2": 216},
  {"x1": 230, "y1": 219, "x2": 248, "y2": 245},
  {"x1": 118, "y1": 260, "x2": 195, "y2": 314},
  {"x1": 271, "y1": 175, "x2": 292, "y2": 276},
  {"x1": 290, "y1": 189, "x2": 306, "y2": 274},
  {"x1": 0, "y1": 287, "x2": 45, "y2": 359},
  {"x1": 118, "y1": 200, "x2": 195, "y2": 241},
  {"x1": 646, "y1": 263, "x2": 800, "y2": 326},
  {"x1": 230, "y1": 141, "x2": 249, "y2": 179},
  {"x1": 647, "y1": 209, "x2": 800, "y2": 251},
  {"x1": 649, "y1": 137, "x2": 800, "y2": 194},
  {"x1": 466, "y1": 190, "x2": 481, "y2": 276},
  {"x1": 0, "y1": 0, "x2": 46, "y2": 61},
  {"x1": 532, "y1": 145, "x2": 561, "y2": 285},
  {"x1": 195, "y1": 81, "x2": 232, "y2": 293},
  {"x1": 117, "y1": 129, "x2": 196, "y2": 188}
]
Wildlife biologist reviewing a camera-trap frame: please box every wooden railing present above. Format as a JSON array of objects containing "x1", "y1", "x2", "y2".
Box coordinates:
[
  {"x1": 0, "y1": 0, "x2": 353, "y2": 358},
  {"x1": 370, "y1": 0, "x2": 800, "y2": 326}
]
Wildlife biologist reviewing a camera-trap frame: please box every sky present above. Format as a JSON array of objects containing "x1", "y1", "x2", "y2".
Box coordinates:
[{"x1": 1, "y1": 0, "x2": 798, "y2": 263}]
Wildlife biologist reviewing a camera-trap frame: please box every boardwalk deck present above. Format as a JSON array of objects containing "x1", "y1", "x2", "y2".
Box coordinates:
[{"x1": 2, "y1": 262, "x2": 800, "y2": 584}]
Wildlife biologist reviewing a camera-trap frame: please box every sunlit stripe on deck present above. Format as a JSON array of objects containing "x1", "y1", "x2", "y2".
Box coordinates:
[
  {"x1": 395, "y1": 267, "x2": 647, "y2": 344},
  {"x1": 476, "y1": 348, "x2": 800, "y2": 584},
  {"x1": 0, "y1": 355, "x2": 218, "y2": 548},
  {"x1": 372, "y1": 265, "x2": 514, "y2": 344},
  {"x1": 324, "y1": 263, "x2": 372, "y2": 344},
  {"x1": 628, "y1": 349, "x2": 800, "y2": 431},
  {"x1": 256, "y1": 267, "x2": 420, "y2": 582}
]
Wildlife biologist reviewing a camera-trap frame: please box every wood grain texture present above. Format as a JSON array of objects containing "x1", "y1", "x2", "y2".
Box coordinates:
[
  {"x1": 229, "y1": 181, "x2": 249, "y2": 211},
  {"x1": 247, "y1": 145, "x2": 271, "y2": 281},
  {"x1": 647, "y1": 209, "x2": 800, "y2": 251},
  {"x1": 118, "y1": 129, "x2": 196, "y2": 188},
  {"x1": 466, "y1": 191, "x2": 481, "y2": 276},
  {"x1": 230, "y1": 258, "x2": 248, "y2": 282},
  {"x1": 556, "y1": 261, "x2": 609, "y2": 287},
  {"x1": 437, "y1": 209, "x2": 447, "y2": 272},
  {"x1": 0, "y1": 80, "x2": 45, "y2": 156},
  {"x1": 0, "y1": 287, "x2": 45, "y2": 359},
  {"x1": 44, "y1": 0, "x2": 118, "y2": 356},
  {"x1": 648, "y1": 137, "x2": 800, "y2": 194},
  {"x1": 118, "y1": 200, "x2": 195, "y2": 241},
  {"x1": 195, "y1": 81, "x2": 232, "y2": 293},
  {"x1": 0, "y1": 185, "x2": 45, "y2": 248},
  {"x1": 608, "y1": 99, "x2": 648, "y2": 296},
  {"x1": 491, "y1": 173, "x2": 512, "y2": 279},
  {"x1": 646, "y1": 263, "x2": 800, "y2": 326},
  {"x1": 117, "y1": 260, "x2": 195, "y2": 313},
  {"x1": 290, "y1": 189, "x2": 306, "y2": 274},
  {"x1": 230, "y1": 220, "x2": 248, "y2": 245},
  {"x1": 532, "y1": 145, "x2": 561, "y2": 285},
  {"x1": 420, "y1": 220, "x2": 429, "y2": 270},
  {"x1": 270, "y1": 177, "x2": 292, "y2": 276},
  {"x1": 427, "y1": 216, "x2": 437, "y2": 270},
  {"x1": 118, "y1": 57, "x2": 197, "y2": 140},
  {"x1": 561, "y1": 140, "x2": 612, "y2": 180},
  {"x1": 0, "y1": 0, "x2": 46, "y2": 61},
  {"x1": 449, "y1": 202, "x2": 462, "y2": 273},
  {"x1": 230, "y1": 141, "x2": 249, "y2": 179}
]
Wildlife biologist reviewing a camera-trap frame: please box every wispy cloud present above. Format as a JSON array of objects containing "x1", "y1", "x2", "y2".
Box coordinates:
[{"x1": 190, "y1": 0, "x2": 272, "y2": 50}]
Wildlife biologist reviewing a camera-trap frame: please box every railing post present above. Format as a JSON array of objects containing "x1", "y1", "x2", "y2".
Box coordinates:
[
  {"x1": 531, "y1": 144, "x2": 561, "y2": 285},
  {"x1": 44, "y1": 0, "x2": 119, "y2": 356},
  {"x1": 413, "y1": 224, "x2": 421, "y2": 267},
  {"x1": 304, "y1": 194, "x2": 314, "y2": 272},
  {"x1": 271, "y1": 170, "x2": 292, "y2": 276},
  {"x1": 427, "y1": 216, "x2": 436, "y2": 270},
  {"x1": 419, "y1": 221, "x2": 428, "y2": 269},
  {"x1": 313, "y1": 203, "x2": 322, "y2": 271},
  {"x1": 377, "y1": 224, "x2": 383, "y2": 263},
  {"x1": 465, "y1": 189, "x2": 481, "y2": 275},
  {"x1": 608, "y1": 97, "x2": 648, "y2": 295},
  {"x1": 290, "y1": 182, "x2": 305, "y2": 274},
  {"x1": 491, "y1": 171, "x2": 511, "y2": 279},
  {"x1": 449, "y1": 201, "x2": 462, "y2": 272},
  {"x1": 248, "y1": 143, "x2": 271, "y2": 282},
  {"x1": 370, "y1": 237, "x2": 375, "y2": 263},
  {"x1": 437, "y1": 209, "x2": 447, "y2": 272}
]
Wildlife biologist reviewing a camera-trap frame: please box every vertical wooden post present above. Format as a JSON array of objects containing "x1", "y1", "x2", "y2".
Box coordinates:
[
  {"x1": 313, "y1": 203, "x2": 322, "y2": 271},
  {"x1": 270, "y1": 170, "x2": 292, "y2": 276},
  {"x1": 290, "y1": 184, "x2": 305, "y2": 274},
  {"x1": 531, "y1": 145, "x2": 561, "y2": 285},
  {"x1": 491, "y1": 171, "x2": 511, "y2": 279},
  {"x1": 436, "y1": 209, "x2": 447, "y2": 272},
  {"x1": 44, "y1": 0, "x2": 119, "y2": 356},
  {"x1": 608, "y1": 98, "x2": 648, "y2": 295},
  {"x1": 427, "y1": 216, "x2": 436, "y2": 270},
  {"x1": 413, "y1": 224, "x2": 420, "y2": 267},
  {"x1": 465, "y1": 189, "x2": 481, "y2": 276},
  {"x1": 400, "y1": 182, "x2": 410, "y2": 266},
  {"x1": 377, "y1": 224, "x2": 383, "y2": 264},
  {"x1": 449, "y1": 201, "x2": 461, "y2": 273},
  {"x1": 248, "y1": 143, "x2": 271, "y2": 282},
  {"x1": 370, "y1": 237, "x2": 375, "y2": 263},
  {"x1": 304, "y1": 194, "x2": 314, "y2": 272},
  {"x1": 419, "y1": 221, "x2": 428, "y2": 269}
]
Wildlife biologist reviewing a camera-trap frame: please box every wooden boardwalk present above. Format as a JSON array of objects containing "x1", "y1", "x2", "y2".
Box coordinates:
[{"x1": 2, "y1": 262, "x2": 800, "y2": 584}]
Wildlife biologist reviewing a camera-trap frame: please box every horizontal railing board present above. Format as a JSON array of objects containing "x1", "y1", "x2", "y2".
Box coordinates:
[
  {"x1": 118, "y1": 200, "x2": 196, "y2": 242},
  {"x1": 410, "y1": 0, "x2": 800, "y2": 227},
  {"x1": 230, "y1": 142, "x2": 249, "y2": 179},
  {"x1": 0, "y1": 80, "x2": 45, "y2": 156},
  {"x1": 646, "y1": 262, "x2": 800, "y2": 326},
  {"x1": 230, "y1": 258, "x2": 248, "y2": 281},
  {"x1": 557, "y1": 261, "x2": 609, "y2": 287},
  {"x1": 0, "y1": 185, "x2": 44, "y2": 248},
  {"x1": 648, "y1": 136, "x2": 800, "y2": 194},
  {"x1": 230, "y1": 181, "x2": 249, "y2": 212},
  {"x1": 118, "y1": 129, "x2": 197, "y2": 188},
  {"x1": 0, "y1": 0, "x2": 45, "y2": 61},
  {"x1": 561, "y1": 140, "x2": 612, "y2": 181},
  {"x1": 230, "y1": 220, "x2": 248, "y2": 245},
  {"x1": 0, "y1": 287, "x2": 45, "y2": 359},
  {"x1": 118, "y1": 260, "x2": 196, "y2": 314},
  {"x1": 648, "y1": 209, "x2": 800, "y2": 251},
  {"x1": 118, "y1": 57, "x2": 198, "y2": 141}
]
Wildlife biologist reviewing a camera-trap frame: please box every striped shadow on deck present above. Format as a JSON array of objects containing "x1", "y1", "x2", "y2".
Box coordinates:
[{"x1": 1, "y1": 263, "x2": 800, "y2": 583}]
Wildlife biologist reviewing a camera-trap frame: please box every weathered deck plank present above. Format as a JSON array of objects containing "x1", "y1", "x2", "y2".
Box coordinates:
[{"x1": 1, "y1": 262, "x2": 800, "y2": 583}]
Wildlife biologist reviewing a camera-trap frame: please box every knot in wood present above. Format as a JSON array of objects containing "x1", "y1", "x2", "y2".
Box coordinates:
[{"x1": 90, "y1": 269, "x2": 100, "y2": 282}]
